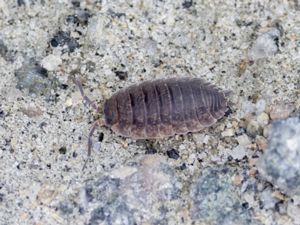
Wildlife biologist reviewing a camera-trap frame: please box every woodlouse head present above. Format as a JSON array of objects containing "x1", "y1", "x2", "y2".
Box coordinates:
[{"x1": 103, "y1": 97, "x2": 118, "y2": 127}]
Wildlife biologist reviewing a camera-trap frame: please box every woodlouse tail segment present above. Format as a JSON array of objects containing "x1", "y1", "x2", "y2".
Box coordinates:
[
  {"x1": 87, "y1": 119, "x2": 105, "y2": 156},
  {"x1": 73, "y1": 77, "x2": 98, "y2": 110}
]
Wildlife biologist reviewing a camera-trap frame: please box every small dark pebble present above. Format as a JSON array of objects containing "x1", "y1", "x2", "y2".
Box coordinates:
[
  {"x1": 37, "y1": 65, "x2": 48, "y2": 77},
  {"x1": 182, "y1": 0, "x2": 193, "y2": 8},
  {"x1": 145, "y1": 146, "x2": 157, "y2": 154},
  {"x1": 1, "y1": 139, "x2": 11, "y2": 151},
  {"x1": 66, "y1": 15, "x2": 80, "y2": 25},
  {"x1": 89, "y1": 207, "x2": 105, "y2": 223},
  {"x1": 60, "y1": 84, "x2": 68, "y2": 90},
  {"x1": 63, "y1": 165, "x2": 71, "y2": 172},
  {"x1": 235, "y1": 19, "x2": 253, "y2": 27},
  {"x1": 84, "y1": 187, "x2": 94, "y2": 203},
  {"x1": 15, "y1": 60, "x2": 55, "y2": 95},
  {"x1": 72, "y1": 151, "x2": 78, "y2": 158},
  {"x1": 50, "y1": 31, "x2": 79, "y2": 52},
  {"x1": 17, "y1": 0, "x2": 37, "y2": 6},
  {"x1": 107, "y1": 9, "x2": 126, "y2": 18},
  {"x1": 295, "y1": 0, "x2": 300, "y2": 10},
  {"x1": 66, "y1": 10, "x2": 91, "y2": 26},
  {"x1": 153, "y1": 59, "x2": 163, "y2": 67},
  {"x1": 224, "y1": 107, "x2": 233, "y2": 117},
  {"x1": 114, "y1": 71, "x2": 128, "y2": 80},
  {"x1": 178, "y1": 163, "x2": 187, "y2": 170},
  {"x1": 59, "y1": 146, "x2": 67, "y2": 154},
  {"x1": 166, "y1": 149, "x2": 180, "y2": 160},
  {"x1": 0, "y1": 109, "x2": 4, "y2": 118},
  {"x1": 50, "y1": 38, "x2": 59, "y2": 47},
  {"x1": 78, "y1": 207, "x2": 85, "y2": 214},
  {"x1": 67, "y1": 40, "x2": 80, "y2": 52},
  {"x1": 17, "y1": 0, "x2": 26, "y2": 6},
  {"x1": 71, "y1": 0, "x2": 80, "y2": 7},
  {"x1": 86, "y1": 61, "x2": 96, "y2": 72},
  {"x1": 39, "y1": 122, "x2": 47, "y2": 129},
  {"x1": 242, "y1": 202, "x2": 249, "y2": 209},
  {"x1": 57, "y1": 202, "x2": 74, "y2": 215},
  {"x1": 227, "y1": 155, "x2": 234, "y2": 161},
  {"x1": 98, "y1": 132, "x2": 104, "y2": 142},
  {"x1": 0, "y1": 193, "x2": 4, "y2": 202},
  {"x1": 0, "y1": 39, "x2": 9, "y2": 60}
]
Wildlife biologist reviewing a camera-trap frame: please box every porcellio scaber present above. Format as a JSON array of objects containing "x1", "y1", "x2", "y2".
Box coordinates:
[{"x1": 76, "y1": 77, "x2": 230, "y2": 156}]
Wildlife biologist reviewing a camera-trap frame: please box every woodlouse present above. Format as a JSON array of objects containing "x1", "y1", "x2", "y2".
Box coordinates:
[{"x1": 75, "y1": 77, "x2": 230, "y2": 156}]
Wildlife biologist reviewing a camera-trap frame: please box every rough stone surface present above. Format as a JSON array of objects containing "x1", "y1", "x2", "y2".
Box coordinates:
[
  {"x1": 248, "y1": 25, "x2": 282, "y2": 60},
  {"x1": 0, "y1": 0, "x2": 299, "y2": 224},
  {"x1": 60, "y1": 155, "x2": 183, "y2": 225},
  {"x1": 190, "y1": 166, "x2": 259, "y2": 225},
  {"x1": 257, "y1": 117, "x2": 300, "y2": 196},
  {"x1": 15, "y1": 59, "x2": 58, "y2": 96}
]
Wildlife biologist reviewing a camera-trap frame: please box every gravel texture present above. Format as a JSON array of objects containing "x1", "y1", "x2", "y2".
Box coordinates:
[{"x1": 0, "y1": 0, "x2": 299, "y2": 225}]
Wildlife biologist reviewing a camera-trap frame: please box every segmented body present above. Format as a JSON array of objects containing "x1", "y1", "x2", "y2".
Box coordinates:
[{"x1": 103, "y1": 78, "x2": 229, "y2": 138}]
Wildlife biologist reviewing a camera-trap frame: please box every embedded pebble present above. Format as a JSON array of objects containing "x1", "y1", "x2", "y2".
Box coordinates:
[
  {"x1": 257, "y1": 117, "x2": 300, "y2": 196},
  {"x1": 41, "y1": 54, "x2": 62, "y2": 71},
  {"x1": 263, "y1": 125, "x2": 271, "y2": 138},
  {"x1": 86, "y1": 14, "x2": 111, "y2": 48},
  {"x1": 257, "y1": 112, "x2": 269, "y2": 127},
  {"x1": 36, "y1": 186, "x2": 57, "y2": 205},
  {"x1": 269, "y1": 104, "x2": 294, "y2": 120},
  {"x1": 260, "y1": 189, "x2": 280, "y2": 210},
  {"x1": 242, "y1": 101, "x2": 256, "y2": 115},
  {"x1": 230, "y1": 146, "x2": 247, "y2": 160},
  {"x1": 0, "y1": 39, "x2": 11, "y2": 61},
  {"x1": 50, "y1": 31, "x2": 79, "y2": 52},
  {"x1": 233, "y1": 174, "x2": 244, "y2": 186},
  {"x1": 190, "y1": 167, "x2": 259, "y2": 225},
  {"x1": 221, "y1": 128, "x2": 235, "y2": 137},
  {"x1": 248, "y1": 26, "x2": 282, "y2": 60},
  {"x1": 15, "y1": 60, "x2": 54, "y2": 95},
  {"x1": 255, "y1": 99, "x2": 267, "y2": 114},
  {"x1": 64, "y1": 97, "x2": 73, "y2": 107},
  {"x1": 255, "y1": 135, "x2": 268, "y2": 151},
  {"x1": 246, "y1": 120, "x2": 261, "y2": 137},
  {"x1": 79, "y1": 155, "x2": 182, "y2": 225},
  {"x1": 20, "y1": 104, "x2": 43, "y2": 117},
  {"x1": 66, "y1": 9, "x2": 91, "y2": 26},
  {"x1": 236, "y1": 134, "x2": 251, "y2": 147}
]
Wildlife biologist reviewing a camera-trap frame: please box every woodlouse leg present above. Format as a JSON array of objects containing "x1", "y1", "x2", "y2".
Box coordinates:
[
  {"x1": 82, "y1": 119, "x2": 103, "y2": 171},
  {"x1": 87, "y1": 119, "x2": 105, "y2": 156},
  {"x1": 73, "y1": 77, "x2": 98, "y2": 110}
]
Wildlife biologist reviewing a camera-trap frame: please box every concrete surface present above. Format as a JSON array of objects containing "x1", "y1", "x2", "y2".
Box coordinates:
[{"x1": 0, "y1": 0, "x2": 299, "y2": 224}]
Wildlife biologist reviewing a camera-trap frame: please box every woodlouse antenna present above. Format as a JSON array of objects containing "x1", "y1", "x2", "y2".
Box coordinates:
[
  {"x1": 72, "y1": 76, "x2": 105, "y2": 157},
  {"x1": 73, "y1": 77, "x2": 98, "y2": 110},
  {"x1": 87, "y1": 119, "x2": 105, "y2": 156},
  {"x1": 88, "y1": 120, "x2": 100, "y2": 156},
  {"x1": 82, "y1": 118, "x2": 105, "y2": 171}
]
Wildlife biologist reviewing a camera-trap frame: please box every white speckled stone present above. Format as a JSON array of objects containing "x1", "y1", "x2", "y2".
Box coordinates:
[{"x1": 41, "y1": 54, "x2": 62, "y2": 71}]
